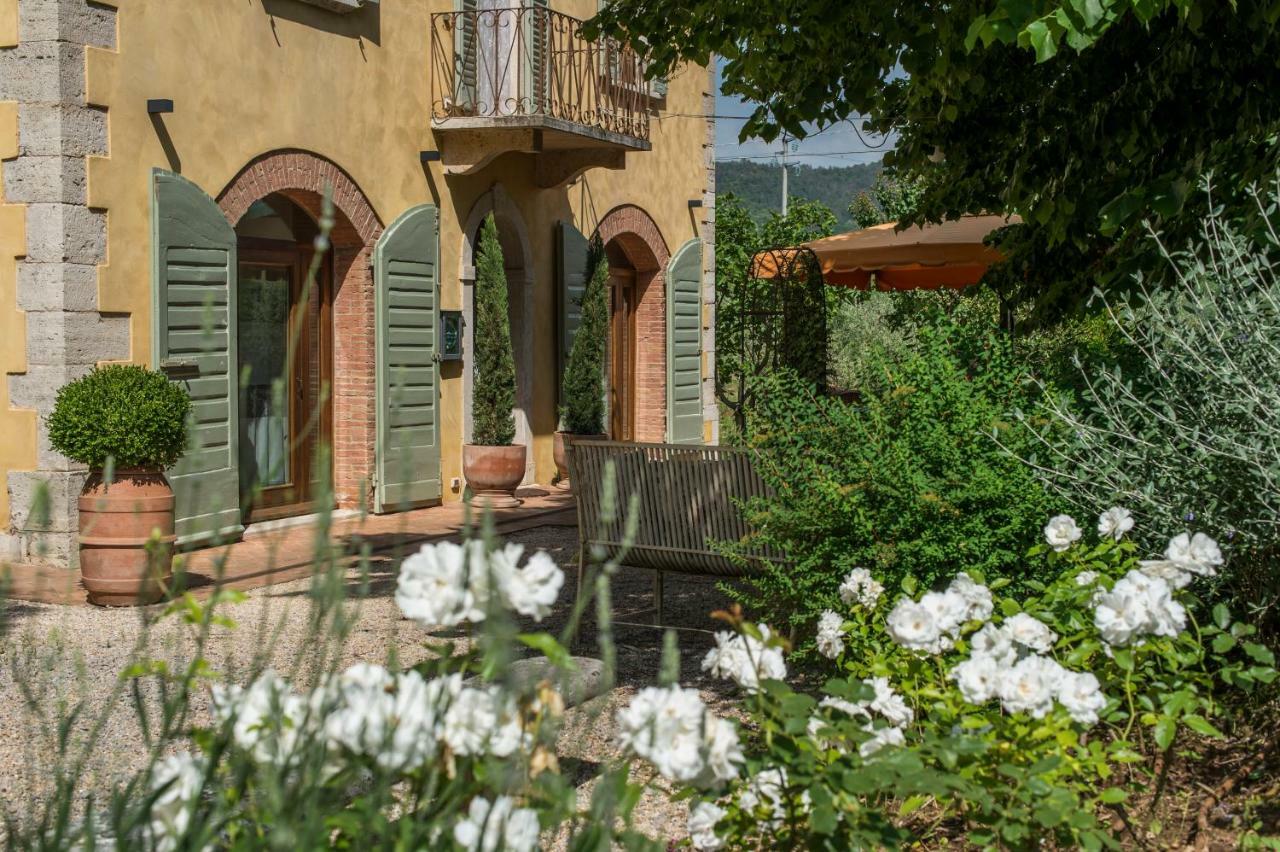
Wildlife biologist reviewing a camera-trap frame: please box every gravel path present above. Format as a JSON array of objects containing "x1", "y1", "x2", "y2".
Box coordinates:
[{"x1": 0, "y1": 523, "x2": 745, "y2": 846}]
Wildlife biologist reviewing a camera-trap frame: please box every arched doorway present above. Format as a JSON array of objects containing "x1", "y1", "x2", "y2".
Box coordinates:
[
  {"x1": 460, "y1": 187, "x2": 534, "y2": 483},
  {"x1": 233, "y1": 193, "x2": 333, "y2": 521},
  {"x1": 595, "y1": 205, "x2": 670, "y2": 443}
]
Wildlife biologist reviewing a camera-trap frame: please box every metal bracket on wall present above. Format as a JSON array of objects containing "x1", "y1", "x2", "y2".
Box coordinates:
[{"x1": 294, "y1": 0, "x2": 379, "y2": 12}]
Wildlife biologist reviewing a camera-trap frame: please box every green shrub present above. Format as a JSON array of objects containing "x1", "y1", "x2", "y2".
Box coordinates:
[
  {"x1": 728, "y1": 314, "x2": 1053, "y2": 644},
  {"x1": 559, "y1": 241, "x2": 608, "y2": 435},
  {"x1": 471, "y1": 214, "x2": 516, "y2": 446},
  {"x1": 46, "y1": 364, "x2": 191, "y2": 470}
]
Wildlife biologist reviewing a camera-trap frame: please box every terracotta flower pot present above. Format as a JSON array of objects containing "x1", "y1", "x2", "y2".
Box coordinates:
[
  {"x1": 463, "y1": 444, "x2": 527, "y2": 509},
  {"x1": 78, "y1": 468, "x2": 176, "y2": 606},
  {"x1": 553, "y1": 431, "x2": 608, "y2": 490}
]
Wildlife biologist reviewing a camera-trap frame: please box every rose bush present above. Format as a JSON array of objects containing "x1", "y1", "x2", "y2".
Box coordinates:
[{"x1": 623, "y1": 510, "x2": 1276, "y2": 850}]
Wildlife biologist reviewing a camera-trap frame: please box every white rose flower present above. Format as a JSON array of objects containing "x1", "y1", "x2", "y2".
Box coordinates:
[
  {"x1": 968, "y1": 622, "x2": 1017, "y2": 666},
  {"x1": 997, "y1": 654, "x2": 1063, "y2": 718},
  {"x1": 818, "y1": 695, "x2": 870, "y2": 719},
  {"x1": 859, "y1": 723, "x2": 906, "y2": 758},
  {"x1": 701, "y1": 626, "x2": 787, "y2": 692},
  {"x1": 211, "y1": 669, "x2": 308, "y2": 765},
  {"x1": 149, "y1": 751, "x2": 204, "y2": 852},
  {"x1": 815, "y1": 610, "x2": 845, "y2": 659},
  {"x1": 867, "y1": 676, "x2": 914, "y2": 726},
  {"x1": 1165, "y1": 532, "x2": 1224, "y2": 577},
  {"x1": 920, "y1": 590, "x2": 970, "y2": 637},
  {"x1": 947, "y1": 572, "x2": 994, "y2": 622},
  {"x1": 885, "y1": 599, "x2": 942, "y2": 653},
  {"x1": 323, "y1": 662, "x2": 394, "y2": 761},
  {"x1": 453, "y1": 795, "x2": 540, "y2": 852},
  {"x1": 1138, "y1": 559, "x2": 1193, "y2": 589},
  {"x1": 838, "y1": 567, "x2": 884, "y2": 609},
  {"x1": 1097, "y1": 507, "x2": 1135, "y2": 541},
  {"x1": 950, "y1": 654, "x2": 1001, "y2": 704},
  {"x1": 1075, "y1": 570, "x2": 1100, "y2": 587},
  {"x1": 502, "y1": 549, "x2": 565, "y2": 621},
  {"x1": 1057, "y1": 670, "x2": 1107, "y2": 726},
  {"x1": 396, "y1": 540, "x2": 476, "y2": 627},
  {"x1": 1095, "y1": 570, "x2": 1185, "y2": 646},
  {"x1": 687, "y1": 801, "x2": 727, "y2": 851},
  {"x1": 1044, "y1": 514, "x2": 1083, "y2": 552},
  {"x1": 737, "y1": 769, "x2": 793, "y2": 830},
  {"x1": 443, "y1": 685, "x2": 526, "y2": 758},
  {"x1": 616, "y1": 685, "x2": 743, "y2": 785},
  {"x1": 1004, "y1": 612, "x2": 1057, "y2": 653}
]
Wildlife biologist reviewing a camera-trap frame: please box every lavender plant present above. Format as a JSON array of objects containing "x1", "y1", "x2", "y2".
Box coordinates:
[{"x1": 1014, "y1": 177, "x2": 1280, "y2": 601}]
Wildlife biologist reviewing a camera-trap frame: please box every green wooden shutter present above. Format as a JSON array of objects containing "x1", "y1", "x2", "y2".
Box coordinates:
[
  {"x1": 556, "y1": 220, "x2": 589, "y2": 402},
  {"x1": 374, "y1": 204, "x2": 441, "y2": 513},
  {"x1": 667, "y1": 239, "x2": 704, "y2": 444},
  {"x1": 151, "y1": 169, "x2": 243, "y2": 545},
  {"x1": 455, "y1": 0, "x2": 479, "y2": 114}
]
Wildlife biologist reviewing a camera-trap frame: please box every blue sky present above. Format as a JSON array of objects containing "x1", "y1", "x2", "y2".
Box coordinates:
[{"x1": 710, "y1": 59, "x2": 893, "y2": 167}]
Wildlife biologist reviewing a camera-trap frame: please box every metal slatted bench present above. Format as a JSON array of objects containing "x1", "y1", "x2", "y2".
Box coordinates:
[{"x1": 564, "y1": 439, "x2": 788, "y2": 626}]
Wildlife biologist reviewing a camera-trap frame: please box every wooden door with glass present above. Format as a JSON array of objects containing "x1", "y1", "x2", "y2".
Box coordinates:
[
  {"x1": 608, "y1": 266, "x2": 637, "y2": 441},
  {"x1": 235, "y1": 239, "x2": 332, "y2": 522}
]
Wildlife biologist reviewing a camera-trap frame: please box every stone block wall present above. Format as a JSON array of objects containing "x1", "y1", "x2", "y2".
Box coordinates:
[{"x1": 0, "y1": 0, "x2": 130, "y2": 565}]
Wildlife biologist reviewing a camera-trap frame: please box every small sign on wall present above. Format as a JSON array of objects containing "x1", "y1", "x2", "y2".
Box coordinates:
[{"x1": 440, "y1": 310, "x2": 464, "y2": 361}]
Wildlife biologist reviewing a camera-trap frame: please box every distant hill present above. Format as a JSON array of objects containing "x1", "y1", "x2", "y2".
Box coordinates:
[{"x1": 716, "y1": 159, "x2": 882, "y2": 230}]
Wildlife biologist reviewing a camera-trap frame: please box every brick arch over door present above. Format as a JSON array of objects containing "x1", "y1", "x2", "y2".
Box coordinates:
[
  {"x1": 593, "y1": 204, "x2": 670, "y2": 442},
  {"x1": 217, "y1": 150, "x2": 384, "y2": 511}
]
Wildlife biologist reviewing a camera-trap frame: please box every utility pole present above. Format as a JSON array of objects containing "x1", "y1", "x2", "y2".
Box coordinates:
[{"x1": 780, "y1": 134, "x2": 789, "y2": 217}]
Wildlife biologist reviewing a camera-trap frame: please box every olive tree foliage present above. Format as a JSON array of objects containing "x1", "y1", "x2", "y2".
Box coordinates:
[
  {"x1": 1009, "y1": 178, "x2": 1280, "y2": 609},
  {"x1": 714, "y1": 194, "x2": 837, "y2": 439},
  {"x1": 588, "y1": 0, "x2": 1280, "y2": 315},
  {"x1": 849, "y1": 174, "x2": 927, "y2": 230}
]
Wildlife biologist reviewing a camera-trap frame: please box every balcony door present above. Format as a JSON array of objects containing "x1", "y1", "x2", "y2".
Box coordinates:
[
  {"x1": 234, "y1": 195, "x2": 333, "y2": 523},
  {"x1": 462, "y1": 0, "x2": 548, "y2": 117}
]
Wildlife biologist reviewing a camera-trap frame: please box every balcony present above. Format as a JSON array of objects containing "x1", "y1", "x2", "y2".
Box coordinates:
[{"x1": 429, "y1": 6, "x2": 654, "y2": 187}]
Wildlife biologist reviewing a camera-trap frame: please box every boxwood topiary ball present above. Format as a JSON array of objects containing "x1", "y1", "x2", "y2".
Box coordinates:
[{"x1": 46, "y1": 364, "x2": 192, "y2": 471}]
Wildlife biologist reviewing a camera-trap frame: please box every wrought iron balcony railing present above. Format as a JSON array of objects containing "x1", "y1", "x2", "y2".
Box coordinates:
[{"x1": 430, "y1": 6, "x2": 652, "y2": 145}]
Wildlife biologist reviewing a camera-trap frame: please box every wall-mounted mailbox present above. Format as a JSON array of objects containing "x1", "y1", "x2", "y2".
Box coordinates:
[{"x1": 440, "y1": 310, "x2": 464, "y2": 361}]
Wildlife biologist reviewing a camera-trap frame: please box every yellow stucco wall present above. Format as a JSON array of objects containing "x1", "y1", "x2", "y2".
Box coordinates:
[
  {"x1": 0, "y1": 0, "x2": 16, "y2": 48},
  {"x1": 0, "y1": 97, "x2": 37, "y2": 528},
  {"x1": 81, "y1": 0, "x2": 710, "y2": 502}
]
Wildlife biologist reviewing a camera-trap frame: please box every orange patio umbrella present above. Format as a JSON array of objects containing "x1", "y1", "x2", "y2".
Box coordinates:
[{"x1": 752, "y1": 214, "x2": 1021, "y2": 290}]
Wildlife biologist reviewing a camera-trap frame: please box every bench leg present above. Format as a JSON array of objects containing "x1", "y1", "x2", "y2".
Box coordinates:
[
  {"x1": 653, "y1": 570, "x2": 664, "y2": 627},
  {"x1": 571, "y1": 543, "x2": 586, "y2": 646}
]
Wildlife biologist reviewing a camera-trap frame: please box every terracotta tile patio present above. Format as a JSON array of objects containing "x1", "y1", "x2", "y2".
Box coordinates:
[{"x1": 2, "y1": 486, "x2": 576, "y2": 607}]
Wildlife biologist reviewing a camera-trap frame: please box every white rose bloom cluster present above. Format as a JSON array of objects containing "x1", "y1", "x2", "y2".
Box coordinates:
[
  {"x1": 815, "y1": 610, "x2": 845, "y2": 659},
  {"x1": 701, "y1": 625, "x2": 787, "y2": 692},
  {"x1": 1097, "y1": 506, "x2": 1135, "y2": 541},
  {"x1": 686, "y1": 801, "x2": 727, "y2": 851},
  {"x1": 1044, "y1": 514, "x2": 1083, "y2": 552},
  {"x1": 1139, "y1": 531, "x2": 1224, "y2": 590},
  {"x1": 1094, "y1": 569, "x2": 1187, "y2": 646},
  {"x1": 395, "y1": 540, "x2": 565, "y2": 627},
  {"x1": 885, "y1": 573, "x2": 993, "y2": 654},
  {"x1": 809, "y1": 677, "x2": 912, "y2": 758},
  {"x1": 210, "y1": 669, "x2": 311, "y2": 766},
  {"x1": 453, "y1": 795, "x2": 540, "y2": 852},
  {"x1": 950, "y1": 619, "x2": 1106, "y2": 725},
  {"x1": 838, "y1": 567, "x2": 885, "y2": 609},
  {"x1": 616, "y1": 685, "x2": 744, "y2": 785},
  {"x1": 212, "y1": 662, "x2": 535, "y2": 773},
  {"x1": 148, "y1": 751, "x2": 204, "y2": 852}
]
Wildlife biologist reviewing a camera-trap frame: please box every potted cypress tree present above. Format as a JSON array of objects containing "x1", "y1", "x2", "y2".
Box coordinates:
[
  {"x1": 463, "y1": 214, "x2": 525, "y2": 508},
  {"x1": 46, "y1": 364, "x2": 191, "y2": 605},
  {"x1": 554, "y1": 241, "x2": 610, "y2": 489}
]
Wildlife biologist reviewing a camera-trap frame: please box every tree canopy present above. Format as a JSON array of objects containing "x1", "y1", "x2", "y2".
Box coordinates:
[{"x1": 589, "y1": 0, "x2": 1280, "y2": 313}]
